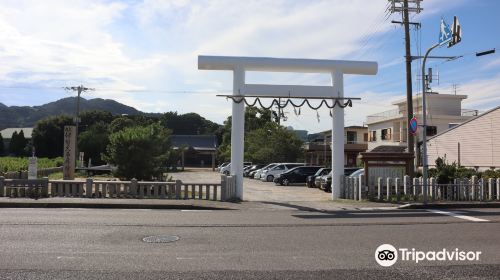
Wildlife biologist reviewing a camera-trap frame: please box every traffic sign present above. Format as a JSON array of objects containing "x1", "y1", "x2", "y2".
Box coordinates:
[
  {"x1": 438, "y1": 19, "x2": 452, "y2": 46},
  {"x1": 409, "y1": 117, "x2": 418, "y2": 135}
]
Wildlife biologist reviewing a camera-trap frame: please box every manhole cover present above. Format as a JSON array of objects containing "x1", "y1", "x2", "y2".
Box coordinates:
[{"x1": 142, "y1": 235, "x2": 179, "y2": 243}]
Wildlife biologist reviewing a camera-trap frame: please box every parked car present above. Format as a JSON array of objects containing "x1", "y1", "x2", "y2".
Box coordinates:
[
  {"x1": 220, "y1": 163, "x2": 231, "y2": 175},
  {"x1": 220, "y1": 162, "x2": 254, "y2": 175},
  {"x1": 217, "y1": 162, "x2": 229, "y2": 172},
  {"x1": 307, "y1": 168, "x2": 331, "y2": 188},
  {"x1": 348, "y1": 168, "x2": 364, "y2": 178},
  {"x1": 243, "y1": 165, "x2": 252, "y2": 174},
  {"x1": 244, "y1": 164, "x2": 265, "y2": 177},
  {"x1": 320, "y1": 168, "x2": 361, "y2": 192},
  {"x1": 274, "y1": 166, "x2": 323, "y2": 186},
  {"x1": 260, "y1": 163, "x2": 304, "y2": 182},
  {"x1": 253, "y1": 163, "x2": 278, "y2": 179}
]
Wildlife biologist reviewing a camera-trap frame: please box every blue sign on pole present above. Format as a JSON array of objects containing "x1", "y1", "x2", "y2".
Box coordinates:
[
  {"x1": 409, "y1": 117, "x2": 418, "y2": 135},
  {"x1": 439, "y1": 19, "x2": 452, "y2": 45}
]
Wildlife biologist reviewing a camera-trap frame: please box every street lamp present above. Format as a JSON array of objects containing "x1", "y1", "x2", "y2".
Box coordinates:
[{"x1": 421, "y1": 17, "x2": 461, "y2": 203}]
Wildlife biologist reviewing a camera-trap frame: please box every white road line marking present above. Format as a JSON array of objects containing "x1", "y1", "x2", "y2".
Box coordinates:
[
  {"x1": 57, "y1": 256, "x2": 83, "y2": 260},
  {"x1": 358, "y1": 207, "x2": 401, "y2": 211},
  {"x1": 426, "y1": 209, "x2": 489, "y2": 222}
]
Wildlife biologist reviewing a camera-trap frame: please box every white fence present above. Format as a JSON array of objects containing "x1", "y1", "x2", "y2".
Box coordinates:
[
  {"x1": 342, "y1": 175, "x2": 500, "y2": 202},
  {"x1": 0, "y1": 175, "x2": 238, "y2": 202}
]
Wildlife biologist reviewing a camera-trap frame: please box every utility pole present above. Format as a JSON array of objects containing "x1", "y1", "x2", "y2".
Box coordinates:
[
  {"x1": 64, "y1": 85, "x2": 94, "y2": 165},
  {"x1": 389, "y1": 0, "x2": 422, "y2": 178}
]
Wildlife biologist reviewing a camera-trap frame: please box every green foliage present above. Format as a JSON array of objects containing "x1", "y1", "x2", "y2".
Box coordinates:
[
  {"x1": 32, "y1": 115, "x2": 73, "y2": 158},
  {"x1": 78, "y1": 122, "x2": 110, "y2": 165},
  {"x1": 165, "y1": 145, "x2": 185, "y2": 171},
  {"x1": 8, "y1": 130, "x2": 29, "y2": 156},
  {"x1": 0, "y1": 134, "x2": 4, "y2": 155},
  {"x1": 218, "y1": 107, "x2": 304, "y2": 163},
  {"x1": 245, "y1": 122, "x2": 304, "y2": 163},
  {"x1": 429, "y1": 157, "x2": 479, "y2": 184},
  {"x1": 109, "y1": 117, "x2": 136, "y2": 133},
  {"x1": 0, "y1": 157, "x2": 63, "y2": 172},
  {"x1": 160, "y1": 112, "x2": 221, "y2": 135},
  {"x1": 79, "y1": 110, "x2": 113, "y2": 133},
  {"x1": 103, "y1": 123, "x2": 171, "y2": 180},
  {"x1": 481, "y1": 169, "x2": 500, "y2": 180}
]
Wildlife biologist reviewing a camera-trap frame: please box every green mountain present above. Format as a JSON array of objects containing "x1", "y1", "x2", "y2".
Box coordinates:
[{"x1": 0, "y1": 97, "x2": 148, "y2": 130}]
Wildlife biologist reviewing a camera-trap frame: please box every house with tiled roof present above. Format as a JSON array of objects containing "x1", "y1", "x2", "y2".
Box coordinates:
[{"x1": 170, "y1": 135, "x2": 218, "y2": 170}]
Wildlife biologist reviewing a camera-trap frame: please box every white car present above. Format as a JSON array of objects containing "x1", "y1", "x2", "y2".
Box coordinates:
[
  {"x1": 220, "y1": 163, "x2": 231, "y2": 175},
  {"x1": 253, "y1": 163, "x2": 278, "y2": 179},
  {"x1": 217, "y1": 162, "x2": 229, "y2": 172},
  {"x1": 220, "y1": 162, "x2": 254, "y2": 175},
  {"x1": 260, "y1": 163, "x2": 304, "y2": 182}
]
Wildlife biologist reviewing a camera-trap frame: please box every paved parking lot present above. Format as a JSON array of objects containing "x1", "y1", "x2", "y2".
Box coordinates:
[{"x1": 170, "y1": 168, "x2": 331, "y2": 203}]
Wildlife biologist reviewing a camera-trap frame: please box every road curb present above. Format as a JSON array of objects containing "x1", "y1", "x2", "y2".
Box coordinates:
[
  {"x1": 398, "y1": 202, "x2": 500, "y2": 209},
  {"x1": 0, "y1": 201, "x2": 233, "y2": 210}
]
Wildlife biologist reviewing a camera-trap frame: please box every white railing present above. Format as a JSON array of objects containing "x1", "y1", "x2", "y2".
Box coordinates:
[
  {"x1": 461, "y1": 109, "x2": 479, "y2": 117},
  {"x1": 366, "y1": 109, "x2": 402, "y2": 123},
  {"x1": 342, "y1": 175, "x2": 500, "y2": 202},
  {"x1": 0, "y1": 175, "x2": 238, "y2": 202}
]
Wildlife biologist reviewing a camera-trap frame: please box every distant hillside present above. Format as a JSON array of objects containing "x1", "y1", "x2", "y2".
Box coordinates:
[{"x1": 0, "y1": 97, "x2": 151, "y2": 130}]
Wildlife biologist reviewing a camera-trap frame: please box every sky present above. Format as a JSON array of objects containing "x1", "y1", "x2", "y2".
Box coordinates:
[{"x1": 0, "y1": 0, "x2": 499, "y2": 133}]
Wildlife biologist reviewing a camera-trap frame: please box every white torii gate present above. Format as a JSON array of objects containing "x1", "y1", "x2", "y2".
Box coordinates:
[{"x1": 198, "y1": 56, "x2": 377, "y2": 200}]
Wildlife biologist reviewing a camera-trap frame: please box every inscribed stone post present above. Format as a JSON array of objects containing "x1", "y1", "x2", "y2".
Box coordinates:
[{"x1": 63, "y1": 126, "x2": 76, "y2": 180}]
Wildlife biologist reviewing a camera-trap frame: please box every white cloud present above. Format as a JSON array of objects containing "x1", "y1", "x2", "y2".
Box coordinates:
[
  {"x1": 0, "y1": 0, "x2": 482, "y2": 132},
  {"x1": 435, "y1": 74, "x2": 500, "y2": 109}
]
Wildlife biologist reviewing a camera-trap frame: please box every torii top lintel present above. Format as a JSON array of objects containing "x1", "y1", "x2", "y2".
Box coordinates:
[{"x1": 198, "y1": 55, "x2": 378, "y2": 75}]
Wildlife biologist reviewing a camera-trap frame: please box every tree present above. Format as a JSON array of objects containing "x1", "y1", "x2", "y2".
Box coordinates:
[
  {"x1": 32, "y1": 115, "x2": 73, "y2": 158},
  {"x1": 160, "y1": 112, "x2": 221, "y2": 135},
  {"x1": 78, "y1": 122, "x2": 110, "y2": 165},
  {"x1": 0, "y1": 133, "x2": 4, "y2": 155},
  {"x1": 109, "y1": 117, "x2": 136, "y2": 133},
  {"x1": 79, "y1": 110, "x2": 114, "y2": 134},
  {"x1": 8, "y1": 130, "x2": 29, "y2": 156},
  {"x1": 245, "y1": 122, "x2": 304, "y2": 164},
  {"x1": 103, "y1": 123, "x2": 171, "y2": 180},
  {"x1": 217, "y1": 107, "x2": 304, "y2": 163}
]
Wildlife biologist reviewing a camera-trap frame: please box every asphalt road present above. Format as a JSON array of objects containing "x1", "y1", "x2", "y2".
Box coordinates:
[{"x1": 0, "y1": 207, "x2": 499, "y2": 279}]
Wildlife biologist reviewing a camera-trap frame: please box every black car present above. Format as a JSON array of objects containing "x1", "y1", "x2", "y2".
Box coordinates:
[
  {"x1": 320, "y1": 168, "x2": 360, "y2": 192},
  {"x1": 306, "y1": 168, "x2": 331, "y2": 188},
  {"x1": 243, "y1": 164, "x2": 265, "y2": 177},
  {"x1": 274, "y1": 166, "x2": 322, "y2": 186}
]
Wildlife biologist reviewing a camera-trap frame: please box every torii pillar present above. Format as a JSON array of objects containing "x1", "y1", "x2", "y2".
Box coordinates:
[{"x1": 198, "y1": 56, "x2": 377, "y2": 200}]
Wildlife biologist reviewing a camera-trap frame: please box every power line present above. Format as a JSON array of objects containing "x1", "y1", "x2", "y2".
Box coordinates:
[
  {"x1": 0, "y1": 85, "x2": 232, "y2": 94},
  {"x1": 352, "y1": 2, "x2": 393, "y2": 59}
]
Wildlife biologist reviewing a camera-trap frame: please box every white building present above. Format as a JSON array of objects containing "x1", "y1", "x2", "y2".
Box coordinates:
[
  {"x1": 427, "y1": 106, "x2": 500, "y2": 170},
  {"x1": 366, "y1": 93, "x2": 477, "y2": 151}
]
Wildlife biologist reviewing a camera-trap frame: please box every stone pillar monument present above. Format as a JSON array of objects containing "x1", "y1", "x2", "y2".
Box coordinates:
[{"x1": 63, "y1": 126, "x2": 76, "y2": 180}]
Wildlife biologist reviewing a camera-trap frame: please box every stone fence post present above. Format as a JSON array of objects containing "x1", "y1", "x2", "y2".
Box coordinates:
[
  {"x1": 0, "y1": 176, "x2": 4, "y2": 197},
  {"x1": 377, "y1": 177, "x2": 382, "y2": 201},
  {"x1": 471, "y1": 175, "x2": 478, "y2": 200}
]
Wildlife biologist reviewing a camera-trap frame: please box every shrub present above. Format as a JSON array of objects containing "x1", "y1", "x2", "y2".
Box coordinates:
[{"x1": 103, "y1": 123, "x2": 171, "y2": 180}]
